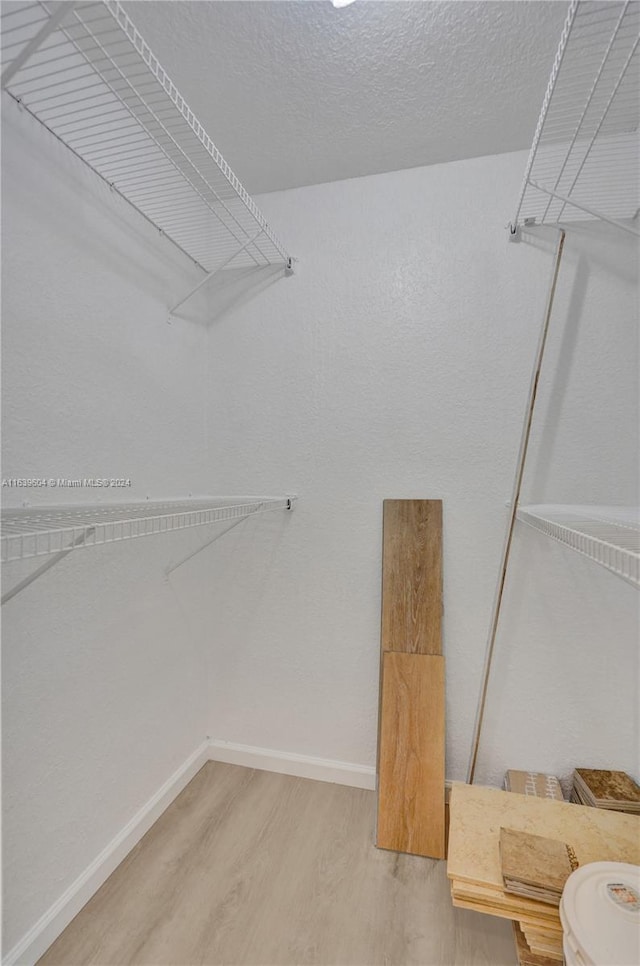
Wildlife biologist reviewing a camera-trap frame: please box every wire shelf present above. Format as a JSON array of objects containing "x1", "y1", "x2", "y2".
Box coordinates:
[
  {"x1": 1, "y1": 496, "x2": 294, "y2": 563},
  {"x1": 517, "y1": 504, "x2": 640, "y2": 586},
  {"x1": 0, "y1": 1, "x2": 293, "y2": 277},
  {"x1": 511, "y1": 0, "x2": 640, "y2": 237}
]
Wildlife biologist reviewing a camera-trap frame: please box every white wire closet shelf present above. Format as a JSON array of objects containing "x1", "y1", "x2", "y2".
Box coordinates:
[
  {"x1": 0, "y1": 0, "x2": 293, "y2": 283},
  {"x1": 510, "y1": 0, "x2": 640, "y2": 238},
  {"x1": 1, "y1": 496, "x2": 294, "y2": 563},
  {"x1": 517, "y1": 504, "x2": 640, "y2": 587}
]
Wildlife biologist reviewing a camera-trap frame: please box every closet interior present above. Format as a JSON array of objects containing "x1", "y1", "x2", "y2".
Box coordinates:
[{"x1": 2, "y1": 1, "x2": 638, "y2": 965}]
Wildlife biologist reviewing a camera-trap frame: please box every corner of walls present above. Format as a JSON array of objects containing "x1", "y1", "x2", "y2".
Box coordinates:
[
  {"x1": 2, "y1": 94, "x2": 213, "y2": 956},
  {"x1": 3, "y1": 743, "x2": 211, "y2": 966},
  {"x1": 207, "y1": 739, "x2": 376, "y2": 789}
]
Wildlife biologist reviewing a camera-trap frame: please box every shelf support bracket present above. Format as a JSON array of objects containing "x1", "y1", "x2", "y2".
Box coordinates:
[
  {"x1": 1, "y1": 2, "x2": 79, "y2": 89},
  {"x1": 528, "y1": 181, "x2": 640, "y2": 238},
  {"x1": 1, "y1": 527, "x2": 95, "y2": 606},
  {"x1": 166, "y1": 496, "x2": 295, "y2": 575},
  {"x1": 168, "y1": 230, "x2": 265, "y2": 319}
]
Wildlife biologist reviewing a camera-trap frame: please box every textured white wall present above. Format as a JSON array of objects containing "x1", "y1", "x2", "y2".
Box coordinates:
[
  {"x1": 2, "y1": 96, "x2": 638, "y2": 956},
  {"x1": 1, "y1": 96, "x2": 214, "y2": 953},
  {"x1": 203, "y1": 153, "x2": 639, "y2": 787}
]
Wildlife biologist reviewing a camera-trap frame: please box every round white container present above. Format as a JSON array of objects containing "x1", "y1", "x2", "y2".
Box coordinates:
[{"x1": 560, "y1": 861, "x2": 640, "y2": 966}]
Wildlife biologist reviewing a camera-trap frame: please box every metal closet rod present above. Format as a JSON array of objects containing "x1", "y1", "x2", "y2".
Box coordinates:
[{"x1": 467, "y1": 229, "x2": 566, "y2": 785}]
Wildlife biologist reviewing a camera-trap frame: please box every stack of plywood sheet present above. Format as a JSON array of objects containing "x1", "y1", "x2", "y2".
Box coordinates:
[
  {"x1": 512, "y1": 921, "x2": 561, "y2": 966},
  {"x1": 447, "y1": 783, "x2": 640, "y2": 963}
]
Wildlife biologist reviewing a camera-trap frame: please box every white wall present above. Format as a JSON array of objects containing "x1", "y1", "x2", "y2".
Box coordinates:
[
  {"x1": 2, "y1": 96, "x2": 638, "y2": 957},
  {"x1": 1, "y1": 95, "x2": 215, "y2": 954},
  {"x1": 203, "y1": 152, "x2": 639, "y2": 788}
]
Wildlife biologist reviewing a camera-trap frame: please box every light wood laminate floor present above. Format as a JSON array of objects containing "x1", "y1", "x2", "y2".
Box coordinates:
[{"x1": 40, "y1": 763, "x2": 517, "y2": 966}]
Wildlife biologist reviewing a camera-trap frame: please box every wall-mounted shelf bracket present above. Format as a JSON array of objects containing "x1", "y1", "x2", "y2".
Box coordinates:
[
  {"x1": 168, "y1": 229, "x2": 266, "y2": 320},
  {"x1": 507, "y1": 218, "x2": 537, "y2": 242},
  {"x1": 164, "y1": 494, "x2": 295, "y2": 575},
  {"x1": 507, "y1": 223, "x2": 521, "y2": 243},
  {"x1": 528, "y1": 180, "x2": 640, "y2": 238}
]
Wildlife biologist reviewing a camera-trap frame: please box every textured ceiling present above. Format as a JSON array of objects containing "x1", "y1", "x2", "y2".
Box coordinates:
[{"x1": 123, "y1": 0, "x2": 568, "y2": 194}]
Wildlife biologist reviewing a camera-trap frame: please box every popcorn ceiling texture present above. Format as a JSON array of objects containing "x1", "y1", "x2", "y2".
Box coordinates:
[{"x1": 124, "y1": 0, "x2": 568, "y2": 193}]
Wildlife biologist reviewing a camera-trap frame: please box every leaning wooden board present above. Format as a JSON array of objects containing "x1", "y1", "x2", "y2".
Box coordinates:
[
  {"x1": 377, "y1": 652, "x2": 445, "y2": 856},
  {"x1": 381, "y1": 500, "x2": 442, "y2": 655},
  {"x1": 376, "y1": 500, "x2": 445, "y2": 858}
]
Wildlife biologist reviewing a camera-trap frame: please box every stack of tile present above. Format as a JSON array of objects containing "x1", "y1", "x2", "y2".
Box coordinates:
[
  {"x1": 447, "y1": 783, "x2": 640, "y2": 965},
  {"x1": 504, "y1": 770, "x2": 564, "y2": 801},
  {"x1": 500, "y1": 827, "x2": 578, "y2": 905},
  {"x1": 571, "y1": 768, "x2": 640, "y2": 813}
]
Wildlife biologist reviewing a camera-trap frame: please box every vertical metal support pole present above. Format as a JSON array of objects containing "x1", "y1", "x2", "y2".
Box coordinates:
[{"x1": 467, "y1": 230, "x2": 566, "y2": 784}]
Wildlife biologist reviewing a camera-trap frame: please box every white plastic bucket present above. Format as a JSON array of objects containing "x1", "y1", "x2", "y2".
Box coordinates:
[{"x1": 560, "y1": 861, "x2": 640, "y2": 966}]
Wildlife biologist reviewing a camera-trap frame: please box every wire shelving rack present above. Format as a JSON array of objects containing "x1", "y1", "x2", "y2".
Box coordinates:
[
  {"x1": 517, "y1": 504, "x2": 640, "y2": 587},
  {"x1": 510, "y1": 0, "x2": 640, "y2": 238},
  {"x1": 0, "y1": 0, "x2": 293, "y2": 290},
  {"x1": 1, "y1": 496, "x2": 294, "y2": 563}
]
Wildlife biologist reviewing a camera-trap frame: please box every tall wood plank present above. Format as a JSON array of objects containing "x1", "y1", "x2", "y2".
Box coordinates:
[
  {"x1": 381, "y1": 500, "x2": 442, "y2": 655},
  {"x1": 376, "y1": 652, "x2": 446, "y2": 858}
]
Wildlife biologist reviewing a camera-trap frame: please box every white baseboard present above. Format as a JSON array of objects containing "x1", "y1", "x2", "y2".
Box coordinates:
[
  {"x1": 5, "y1": 739, "x2": 442, "y2": 965},
  {"x1": 208, "y1": 739, "x2": 377, "y2": 790},
  {"x1": 4, "y1": 741, "x2": 210, "y2": 966}
]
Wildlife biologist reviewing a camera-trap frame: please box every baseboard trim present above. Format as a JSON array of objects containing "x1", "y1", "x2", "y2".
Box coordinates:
[
  {"x1": 4, "y1": 741, "x2": 210, "y2": 966},
  {"x1": 5, "y1": 741, "x2": 448, "y2": 965},
  {"x1": 208, "y1": 739, "x2": 377, "y2": 790}
]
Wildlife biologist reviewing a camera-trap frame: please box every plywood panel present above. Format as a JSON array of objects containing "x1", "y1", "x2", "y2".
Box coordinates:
[
  {"x1": 381, "y1": 499, "x2": 442, "y2": 655},
  {"x1": 376, "y1": 652, "x2": 445, "y2": 858},
  {"x1": 513, "y1": 922, "x2": 561, "y2": 966},
  {"x1": 448, "y1": 785, "x2": 640, "y2": 965},
  {"x1": 447, "y1": 782, "x2": 640, "y2": 892}
]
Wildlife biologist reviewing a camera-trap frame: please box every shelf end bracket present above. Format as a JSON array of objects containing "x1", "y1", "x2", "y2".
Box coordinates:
[{"x1": 168, "y1": 229, "x2": 265, "y2": 320}]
